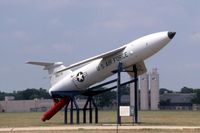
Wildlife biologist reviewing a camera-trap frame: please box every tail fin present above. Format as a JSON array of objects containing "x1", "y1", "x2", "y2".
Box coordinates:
[{"x1": 27, "y1": 61, "x2": 72, "y2": 86}]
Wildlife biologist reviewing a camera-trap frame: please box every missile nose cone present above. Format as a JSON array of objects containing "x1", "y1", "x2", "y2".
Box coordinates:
[{"x1": 168, "y1": 32, "x2": 176, "y2": 39}]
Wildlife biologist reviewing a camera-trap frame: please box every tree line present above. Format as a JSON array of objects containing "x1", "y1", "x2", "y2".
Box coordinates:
[
  {"x1": 160, "y1": 86, "x2": 200, "y2": 104},
  {"x1": 1, "y1": 86, "x2": 200, "y2": 108},
  {"x1": 0, "y1": 85, "x2": 130, "y2": 109},
  {"x1": 0, "y1": 88, "x2": 51, "y2": 100}
]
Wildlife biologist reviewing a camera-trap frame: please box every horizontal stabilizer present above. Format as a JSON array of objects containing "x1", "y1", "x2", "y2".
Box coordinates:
[
  {"x1": 27, "y1": 61, "x2": 54, "y2": 67},
  {"x1": 26, "y1": 61, "x2": 64, "y2": 71},
  {"x1": 27, "y1": 61, "x2": 72, "y2": 86}
]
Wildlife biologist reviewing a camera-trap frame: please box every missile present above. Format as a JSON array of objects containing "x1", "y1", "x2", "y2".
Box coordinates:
[
  {"x1": 27, "y1": 31, "x2": 176, "y2": 121},
  {"x1": 48, "y1": 31, "x2": 176, "y2": 96}
]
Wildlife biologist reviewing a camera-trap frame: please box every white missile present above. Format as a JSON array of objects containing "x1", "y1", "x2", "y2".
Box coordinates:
[{"x1": 27, "y1": 31, "x2": 176, "y2": 97}]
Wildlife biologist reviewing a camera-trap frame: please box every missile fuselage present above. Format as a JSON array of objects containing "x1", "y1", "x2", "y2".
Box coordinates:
[{"x1": 49, "y1": 31, "x2": 175, "y2": 95}]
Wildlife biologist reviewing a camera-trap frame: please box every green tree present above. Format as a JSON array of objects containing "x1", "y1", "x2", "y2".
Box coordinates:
[
  {"x1": 181, "y1": 87, "x2": 194, "y2": 93},
  {"x1": 160, "y1": 88, "x2": 173, "y2": 95},
  {"x1": 159, "y1": 99, "x2": 171, "y2": 106},
  {"x1": 0, "y1": 91, "x2": 5, "y2": 100},
  {"x1": 192, "y1": 89, "x2": 200, "y2": 104},
  {"x1": 94, "y1": 90, "x2": 116, "y2": 109},
  {"x1": 0, "y1": 88, "x2": 50, "y2": 100},
  {"x1": 121, "y1": 84, "x2": 130, "y2": 95}
]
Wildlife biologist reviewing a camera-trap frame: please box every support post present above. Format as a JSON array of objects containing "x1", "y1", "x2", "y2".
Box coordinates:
[
  {"x1": 63, "y1": 95, "x2": 98, "y2": 124},
  {"x1": 83, "y1": 97, "x2": 90, "y2": 123},
  {"x1": 83, "y1": 109, "x2": 86, "y2": 123},
  {"x1": 91, "y1": 97, "x2": 98, "y2": 123},
  {"x1": 133, "y1": 65, "x2": 138, "y2": 123},
  {"x1": 72, "y1": 97, "x2": 80, "y2": 124},
  {"x1": 76, "y1": 107, "x2": 79, "y2": 124},
  {"x1": 89, "y1": 97, "x2": 93, "y2": 123},
  {"x1": 64, "y1": 104, "x2": 68, "y2": 124},
  {"x1": 117, "y1": 62, "x2": 122, "y2": 124},
  {"x1": 70, "y1": 99, "x2": 73, "y2": 124}
]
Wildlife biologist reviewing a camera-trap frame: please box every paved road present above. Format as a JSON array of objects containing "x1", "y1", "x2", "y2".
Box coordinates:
[{"x1": 0, "y1": 125, "x2": 200, "y2": 132}]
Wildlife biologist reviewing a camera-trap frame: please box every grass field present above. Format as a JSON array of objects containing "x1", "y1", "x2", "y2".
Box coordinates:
[
  {"x1": 0, "y1": 111, "x2": 200, "y2": 133},
  {"x1": 0, "y1": 110, "x2": 200, "y2": 127}
]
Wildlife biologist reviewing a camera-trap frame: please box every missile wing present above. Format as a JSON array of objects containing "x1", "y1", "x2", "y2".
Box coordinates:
[{"x1": 57, "y1": 45, "x2": 127, "y2": 73}]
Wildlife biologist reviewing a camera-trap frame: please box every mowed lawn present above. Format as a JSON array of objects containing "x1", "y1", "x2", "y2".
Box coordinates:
[{"x1": 0, "y1": 111, "x2": 200, "y2": 127}]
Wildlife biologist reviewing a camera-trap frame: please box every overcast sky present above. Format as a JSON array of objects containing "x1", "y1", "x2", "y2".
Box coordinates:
[{"x1": 0, "y1": 0, "x2": 200, "y2": 92}]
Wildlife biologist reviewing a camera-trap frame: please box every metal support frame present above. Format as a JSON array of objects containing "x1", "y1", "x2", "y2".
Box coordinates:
[
  {"x1": 133, "y1": 65, "x2": 138, "y2": 124},
  {"x1": 117, "y1": 62, "x2": 122, "y2": 124},
  {"x1": 64, "y1": 97, "x2": 80, "y2": 124},
  {"x1": 63, "y1": 62, "x2": 139, "y2": 125},
  {"x1": 64, "y1": 105, "x2": 68, "y2": 124},
  {"x1": 83, "y1": 96, "x2": 98, "y2": 124},
  {"x1": 116, "y1": 62, "x2": 139, "y2": 125}
]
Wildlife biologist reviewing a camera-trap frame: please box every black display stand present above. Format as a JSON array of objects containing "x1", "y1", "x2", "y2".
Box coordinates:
[
  {"x1": 116, "y1": 62, "x2": 138, "y2": 124},
  {"x1": 63, "y1": 62, "x2": 139, "y2": 124}
]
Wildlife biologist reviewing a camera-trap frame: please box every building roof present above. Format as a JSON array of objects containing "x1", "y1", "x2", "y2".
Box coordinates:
[{"x1": 160, "y1": 93, "x2": 196, "y2": 103}]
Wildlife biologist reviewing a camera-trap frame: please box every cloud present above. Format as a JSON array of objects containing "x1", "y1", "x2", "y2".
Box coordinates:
[
  {"x1": 184, "y1": 63, "x2": 200, "y2": 70},
  {"x1": 51, "y1": 43, "x2": 72, "y2": 52},
  {"x1": 0, "y1": 30, "x2": 30, "y2": 43},
  {"x1": 36, "y1": 0, "x2": 76, "y2": 11},
  {"x1": 0, "y1": 66, "x2": 12, "y2": 73},
  {"x1": 48, "y1": 18, "x2": 64, "y2": 27},
  {"x1": 12, "y1": 31, "x2": 30, "y2": 41},
  {"x1": 97, "y1": 11, "x2": 162, "y2": 31},
  {"x1": 190, "y1": 32, "x2": 200, "y2": 42},
  {"x1": 100, "y1": 19, "x2": 130, "y2": 29},
  {"x1": 24, "y1": 43, "x2": 74, "y2": 55}
]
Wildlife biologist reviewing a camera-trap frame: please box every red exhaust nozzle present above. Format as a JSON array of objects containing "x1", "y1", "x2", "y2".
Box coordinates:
[{"x1": 42, "y1": 97, "x2": 70, "y2": 122}]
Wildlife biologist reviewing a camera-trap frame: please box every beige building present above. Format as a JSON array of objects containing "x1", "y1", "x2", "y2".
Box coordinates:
[
  {"x1": 130, "y1": 68, "x2": 159, "y2": 110},
  {"x1": 0, "y1": 96, "x2": 53, "y2": 112},
  {"x1": 140, "y1": 73, "x2": 149, "y2": 110},
  {"x1": 150, "y1": 68, "x2": 159, "y2": 110},
  {"x1": 0, "y1": 97, "x2": 87, "y2": 112}
]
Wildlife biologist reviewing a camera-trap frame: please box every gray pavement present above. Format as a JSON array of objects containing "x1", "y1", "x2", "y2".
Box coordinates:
[{"x1": 0, "y1": 125, "x2": 200, "y2": 132}]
